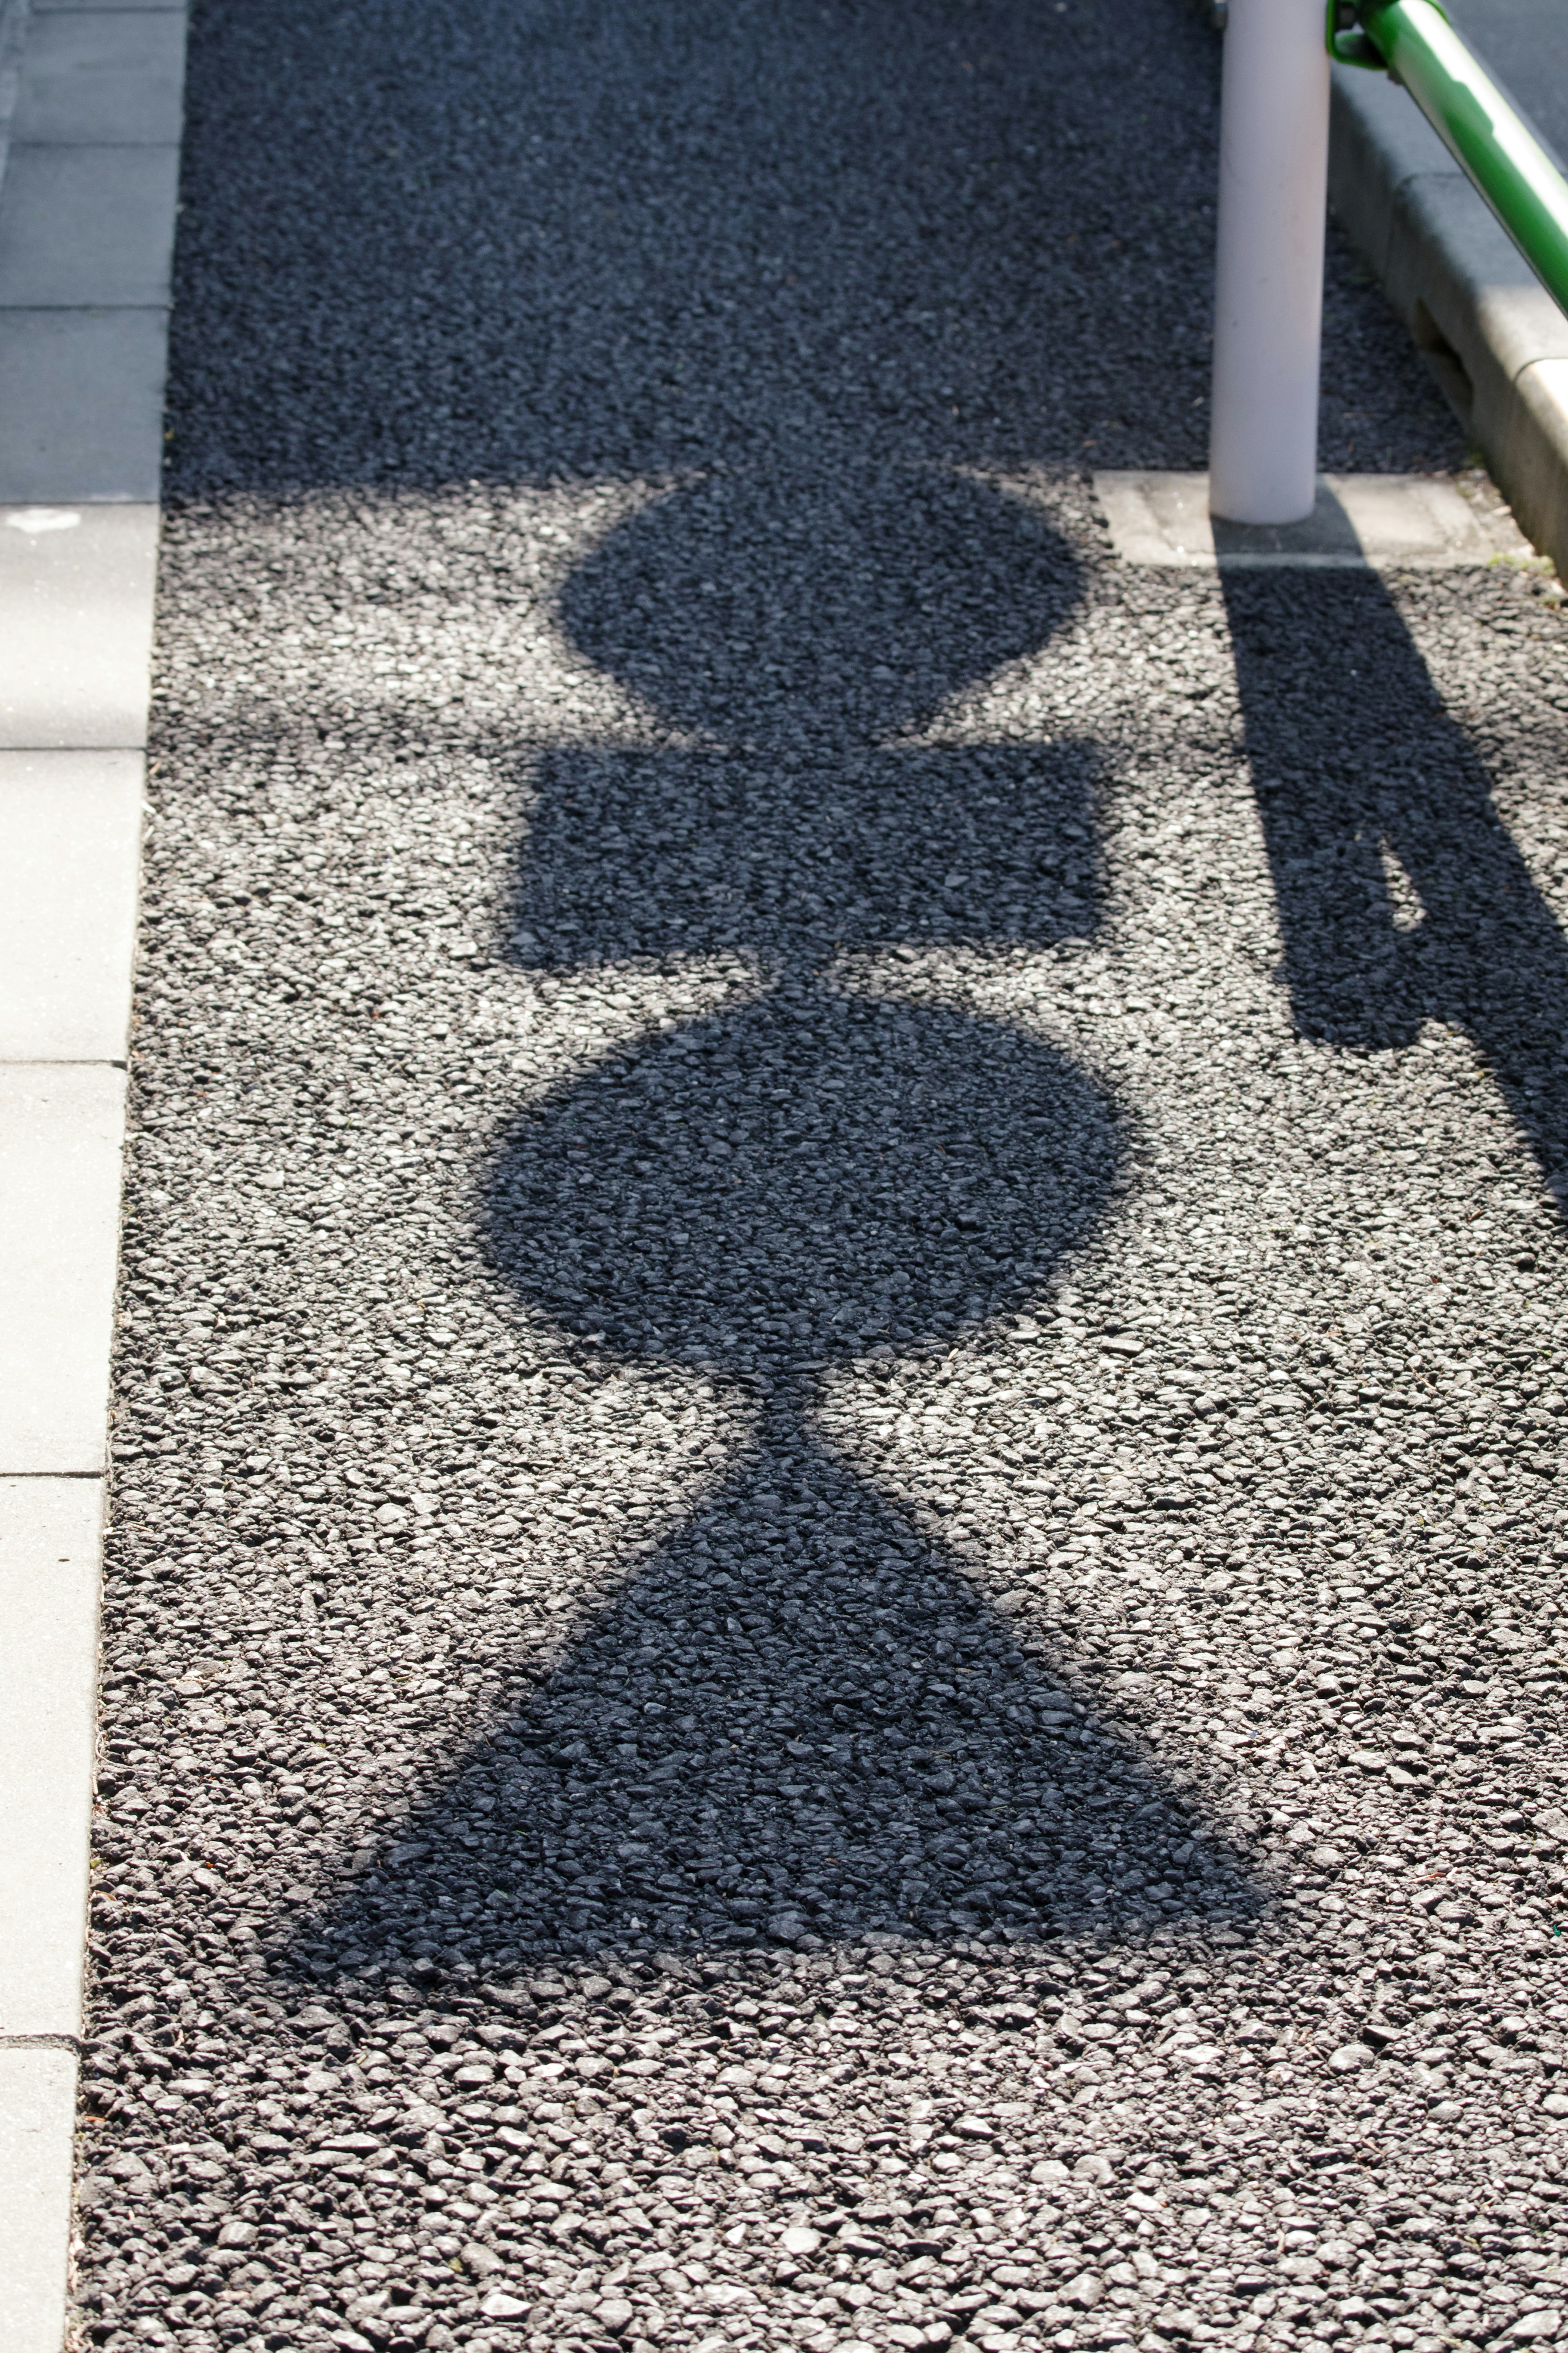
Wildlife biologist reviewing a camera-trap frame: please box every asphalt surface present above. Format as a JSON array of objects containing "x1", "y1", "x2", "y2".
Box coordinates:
[
  {"x1": 1446, "y1": 0, "x2": 1568, "y2": 172},
  {"x1": 77, "y1": 1, "x2": 1568, "y2": 2351}
]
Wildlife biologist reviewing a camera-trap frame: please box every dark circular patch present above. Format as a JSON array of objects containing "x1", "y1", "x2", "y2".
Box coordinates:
[
  {"x1": 488, "y1": 982, "x2": 1119, "y2": 1372},
  {"x1": 559, "y1": 465, "x2": 1083, "y2": 747}
]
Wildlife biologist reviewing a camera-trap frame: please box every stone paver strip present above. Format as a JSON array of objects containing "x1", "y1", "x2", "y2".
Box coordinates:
[
  {"x1": 0, "y1": 1479, "x2": 105, "y2": 2038},
  {"x1": 0, "y1": 507, "x2": 161, "y2": 747},
  {"x1": 35, "y1": 0, "x2": 185, "y2": 13},
  {"x1": 0, "y1": 754, "x2": 142, "y2": 1061},
  {"x1": 0, "y1": 2050, "x2": 78, "y2": 2353},
  {"x1": 9, "y1": 10, "x2": 185, "y2": 146},
  {"x1": 0, "y1": 1064, "x2": 128, "y2": 1473},
  {"x1": 0, "y1": 312, "x2": 170, "y2": 502},
  {"x1": 0, "y1": 146, "x2": 179, "y2": 306},
  {"x1": 0, "y1": 0, "x2": 178, "y2": 2337}
]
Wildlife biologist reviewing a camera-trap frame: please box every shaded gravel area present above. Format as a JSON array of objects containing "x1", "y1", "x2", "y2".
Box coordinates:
[{"x1": 75, "y1": 0, "x2": 1568, "y2": 2351}]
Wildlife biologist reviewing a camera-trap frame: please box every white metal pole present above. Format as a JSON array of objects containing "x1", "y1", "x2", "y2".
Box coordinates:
[{"x1": 1208, "y1": 0, "x2": 1332, "y2": 524}]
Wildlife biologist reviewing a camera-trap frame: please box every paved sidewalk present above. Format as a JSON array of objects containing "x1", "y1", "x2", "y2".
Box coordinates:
[
  {"x1": 0, "y1": 0, "x2": 183, "y2": 2341},
  {"x1": 71, "y1": 0, "x2": 1568, "y2": 2351}
]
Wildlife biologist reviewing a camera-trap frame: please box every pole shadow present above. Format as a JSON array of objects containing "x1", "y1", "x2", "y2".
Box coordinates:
[{"x1": 1223, "y1": 566, "x2": 1568, "y2": 1203}]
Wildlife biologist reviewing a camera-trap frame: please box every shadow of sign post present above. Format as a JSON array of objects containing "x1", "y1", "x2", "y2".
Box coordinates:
[{"x1": 293, "y1": 467, "x2": 1263, "y2": 1982}]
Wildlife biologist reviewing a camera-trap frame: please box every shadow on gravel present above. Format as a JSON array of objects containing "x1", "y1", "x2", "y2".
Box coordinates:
[
  {"x1": 305, "y1": 1411, "x2": 1259, "y2": 1977},
  {"x1": 164, "y1": 0, "x2": 1457, "y2": 497},
  {"x1": 514, "y1": 466, "x2": 1099, "y2": 968},
  {"x1": 287, "y1": 987, "x2": 1261, "y2": 1978},
  {"x1": 486, "y1": 986, "x2": 1118, "y2": 1372},
  {"x1": 165, "y1": 0, "x2": 1232, "y2": 493},
  {"x1": 283, "y1": 452, "x2": 1271, "y2": 1985},
  {"x1": 1226, "y1": 569, "x2": 1568, "y2": 1207}
]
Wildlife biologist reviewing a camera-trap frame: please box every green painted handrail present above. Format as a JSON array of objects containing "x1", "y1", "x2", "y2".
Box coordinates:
[{"x1": 1329, "y1": 0, "x2": 1568, "y2": 317}]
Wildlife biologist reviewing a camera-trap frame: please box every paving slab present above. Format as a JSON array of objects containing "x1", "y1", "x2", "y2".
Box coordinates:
[
  {"x1": 0, "y1": 310, "x2": 167, "y2": 503},
  {"x1": 0, "y1": 504, "x2": 160, "y2": 745},
  {"x1": 0, "y1": 752, "x2": 142, "y2": 1060},
  {"x1": 10, "y1": 8, "x2": 185, "y2": 145},
  {"x1": 0, "y1": 144, "x2": 178, "y2": 306},
  {"x1": 0, "y1": 2047, "x2": 77, "y2": 2353},
  {"x1": 0, "y1": 0, "x2": 33, "y2": 195},
  {"x1": 0, "y1": 1064, "x2": 127, "y2": 1475},
  {"x1": 1095, "y1": 468, "x2": 1528, "y2": 565},
  {"x1": 0, "y1": 1479, "x2": 103, "y2": 2039}
]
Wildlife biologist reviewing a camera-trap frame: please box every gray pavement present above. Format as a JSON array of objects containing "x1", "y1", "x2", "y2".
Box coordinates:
[
  {"x1": 74, "y1": 0, "x2": 1568, "y2": 2351},
  {"x1": 0, "y1": 0, "x2": 181, "y2": 2338},
  {"x1": 1446, "y1": 0, "x2": 1568, "y2": 172}
]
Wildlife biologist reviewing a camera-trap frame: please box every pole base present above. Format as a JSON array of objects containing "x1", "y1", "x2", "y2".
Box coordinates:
[
  {"x1": 1208, "y1": 493, "x2": 1318, "y2": 525},
  {"x1": 1097, "y1": 470, "x2": 1530, "y2": 567}
]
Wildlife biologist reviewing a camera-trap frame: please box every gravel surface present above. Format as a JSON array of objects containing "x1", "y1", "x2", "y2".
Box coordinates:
[{"x1": 76, "y1": 0, "x2": 1568, "y2": 2350}]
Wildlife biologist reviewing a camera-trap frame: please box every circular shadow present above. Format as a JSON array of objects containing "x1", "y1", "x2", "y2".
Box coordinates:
[
  {"x1": 559, "y1": 465, "x2": 1082, "y2": 748},
  {"x1": 488, "y1": 985, "x2": 1119, "y2": 1373}
]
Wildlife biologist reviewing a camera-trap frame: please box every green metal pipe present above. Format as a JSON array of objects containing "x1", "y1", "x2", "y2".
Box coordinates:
[{"x1": 1335, "y1": 0, "x2": 1568, "y2": 316}]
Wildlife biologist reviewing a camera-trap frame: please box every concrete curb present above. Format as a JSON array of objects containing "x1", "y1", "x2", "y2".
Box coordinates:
[
  {"x1": 1329, "y1": 62, "x2": 1568, "y2": 573},
  {"x1": 0, "y1": 0, "x2": 182, "y2": 2342}
]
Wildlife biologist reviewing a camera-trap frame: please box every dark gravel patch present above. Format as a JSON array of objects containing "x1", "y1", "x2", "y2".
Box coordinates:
[
  {"x1": 75, "y1": 0, "x2": 1568, "y2": 2349},
  {"x1": 155, "y1": 0, "x2": 1461, "y2": 495}
]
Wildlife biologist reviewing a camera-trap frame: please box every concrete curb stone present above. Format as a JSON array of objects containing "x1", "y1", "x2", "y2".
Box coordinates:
[
  {"x1": 0, "y1": 506, "x2": 161, "y2": 747},
  {"x1": 0, "y1": 1062, "x2": 129, "y2": 1475},
  {"x1": 9, "y1": 8, "x2": 185, "y2": 146},
  {"x1": 0, "y1": 310, "x2": 170, "y2": 501},
  {"x1": 0, "y1": 752, "x2": 143, "y2": 1061},
  {"x1": 0, "y1": 144, "x2": 180, "y2": 306},
  {"x1": 1330, "y1": 60, "x2": 1568, "y2": 571}
]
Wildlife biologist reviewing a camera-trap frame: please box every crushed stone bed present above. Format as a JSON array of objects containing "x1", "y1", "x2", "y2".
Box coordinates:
[{"x1": 77, "y1": 0, "x2": 1568, "y2": 2349}]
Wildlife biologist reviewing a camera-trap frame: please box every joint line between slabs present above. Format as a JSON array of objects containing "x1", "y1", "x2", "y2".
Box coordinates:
[{"x1": 0, "y1": 1469, "x2": 106, "y2": 1480}]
